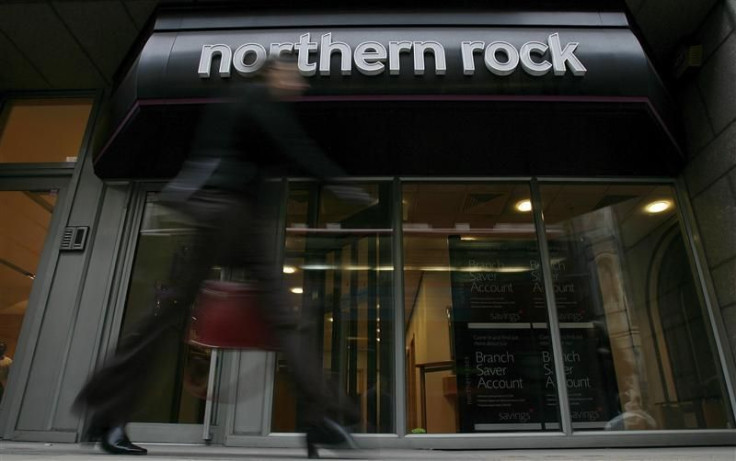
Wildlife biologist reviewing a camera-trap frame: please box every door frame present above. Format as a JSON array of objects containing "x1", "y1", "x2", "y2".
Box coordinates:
[{"x1": 117, "y1": 182, "x2": 286, "y2": 444}]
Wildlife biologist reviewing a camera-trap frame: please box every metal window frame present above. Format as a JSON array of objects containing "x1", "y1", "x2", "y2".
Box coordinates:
[{"x1": 530, "y1": 178, "x2": 572, "y2": 435}]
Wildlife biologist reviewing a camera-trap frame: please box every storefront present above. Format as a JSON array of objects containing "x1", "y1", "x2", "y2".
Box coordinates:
[{"x1": 0, "y1": 4, "x2": 734, "y2": 450}]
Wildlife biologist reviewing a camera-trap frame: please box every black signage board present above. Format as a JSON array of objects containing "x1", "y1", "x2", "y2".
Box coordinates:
[
  {"x1": 453, "y1": 326, "x2": 552, "y2": 431},
  {"x1": 449, "y1": 236, "x2": 619, "y2": 432}
]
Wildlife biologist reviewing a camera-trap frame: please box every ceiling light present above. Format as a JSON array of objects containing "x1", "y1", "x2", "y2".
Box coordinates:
[
  {"x1": 515, "y1": 199, "x2": 532, "y2": 212},
  {"x1": 644, "y1": 200, "x2": 673, "y2": 214},
  {"x1": 283, "y1": 266, "x2": 297, "y2": 274},
  {"x1": 290, "y1": 287, "x2": 304, "y2": 294}
]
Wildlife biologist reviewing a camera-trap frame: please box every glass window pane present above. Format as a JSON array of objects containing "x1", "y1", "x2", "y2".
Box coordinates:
[
  {"x1": 273, "y1": 182, "x2": 394, "y2": 433},
  {"x1": 0, "y1": 99, "x2": 93, "y2": 163},
  {"x1": 540, "y1": 183, "x2": 734, "y2": 431},
  {"x1": 403, "y1": 183, "x2": 561, "y2": 433}
]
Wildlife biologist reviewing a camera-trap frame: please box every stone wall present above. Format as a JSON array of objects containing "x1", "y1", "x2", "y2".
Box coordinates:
[{"x1": 678, "y1": 0, "x2": 736, "y2": 367}]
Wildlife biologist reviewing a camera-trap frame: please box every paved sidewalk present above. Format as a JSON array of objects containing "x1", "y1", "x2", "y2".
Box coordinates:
[{"x1": 0, "y1": 442, "x2": 734, "y2": 461}]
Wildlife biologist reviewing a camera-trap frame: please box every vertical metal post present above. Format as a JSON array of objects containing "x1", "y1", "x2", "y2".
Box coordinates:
[
  {"x1": 530, "y1": 179, "x2": 572, "y2": 434},
  {"x1": 674, "y1": 178, "x2": 736, "y2": 423},
  {"x1": 202, "y1": 262, "x2": 234, "y2": 442},
  {"x1": 262, "y1": 178, "x2": 290, "y2": 435},
  {"x1": 367, "y1": 238, "x2": 378, "y2": 429},
  {"x1": 202, "y1": 348, "x2": 219, "y2": 442},
  {"x1": 348, "y1": 243, "x2": 359, "y2": 398},
  {"x1": 391, "y1": 178, "x2": 407, "y2": 436}
]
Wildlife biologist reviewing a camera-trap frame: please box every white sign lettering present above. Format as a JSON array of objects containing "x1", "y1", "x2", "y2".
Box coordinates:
[{"x1": 198, "y1": 32, "x2": 586, "y2": 78}]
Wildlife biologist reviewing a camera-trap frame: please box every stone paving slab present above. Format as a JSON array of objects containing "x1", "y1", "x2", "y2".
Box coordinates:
[{"x1": 1, "y1": 442, "x2": 735, "y2": 461}]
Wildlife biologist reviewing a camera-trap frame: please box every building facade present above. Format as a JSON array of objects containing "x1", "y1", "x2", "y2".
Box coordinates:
[{"x1": 0, "y1": 0, "x2": 734, "y2": 450}]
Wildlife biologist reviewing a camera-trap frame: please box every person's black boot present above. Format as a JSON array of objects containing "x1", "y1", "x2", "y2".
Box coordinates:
[
  {"x1": 305, "y1": 417, "x2": 358, "y2": 459},
  {"x1": 99, "y1": 425, "x2": 147, "y2": 455}
]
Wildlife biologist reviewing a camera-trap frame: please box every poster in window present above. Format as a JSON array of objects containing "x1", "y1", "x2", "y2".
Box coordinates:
[{"x1": 448, "y1": 236, "x2": 618, "y2": 431}]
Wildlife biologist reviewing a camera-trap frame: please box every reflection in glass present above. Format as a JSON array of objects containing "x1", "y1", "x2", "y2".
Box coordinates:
[
  {"x1": 540, "y1": 184, "x2": 734, "y2": 430},
  {"x1": 402, "y1": 183, "x2": 560, "y2": 433},
  {"x1": 119, "y1": 194, "x2": 212, "y2": 424},
  {"x1": 272, "y1": 182, "x2": 394, "y2": 433}
]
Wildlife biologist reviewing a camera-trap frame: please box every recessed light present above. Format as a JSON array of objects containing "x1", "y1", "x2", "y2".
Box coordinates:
[
  {"x1": 644, "y1": 200, "x2": 673, "y2": 214},
  {"x1": 515, "y1": 200, "x2": 532, "y2": 212},
  {"x1": 290, "y1": 287, "x2": 303, "y2": 294}
]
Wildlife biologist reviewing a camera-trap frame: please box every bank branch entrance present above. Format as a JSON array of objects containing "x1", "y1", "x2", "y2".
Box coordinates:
[{"x1": 85, "y1": 7, "x2": 735, "y2": 450}]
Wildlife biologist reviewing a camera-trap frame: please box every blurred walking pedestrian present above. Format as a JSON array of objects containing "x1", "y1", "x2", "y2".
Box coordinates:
[{"x1": 74, "y1": 55, "x2": 368, "y2": 458}]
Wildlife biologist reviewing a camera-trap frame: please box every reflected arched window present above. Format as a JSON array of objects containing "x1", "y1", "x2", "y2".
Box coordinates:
[{"x1": 647, "y1": 230, "x2": 727, "y2": 428}]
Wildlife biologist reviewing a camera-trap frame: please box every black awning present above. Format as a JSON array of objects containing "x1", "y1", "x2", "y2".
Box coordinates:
[{"x1": 94, "y1": 9, "x2": 683, "y2": 179}]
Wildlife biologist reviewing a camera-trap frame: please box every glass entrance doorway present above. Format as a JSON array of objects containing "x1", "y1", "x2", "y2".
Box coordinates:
[{"x1": 119, "y1": 192, "x2": 214, "y2": 441}]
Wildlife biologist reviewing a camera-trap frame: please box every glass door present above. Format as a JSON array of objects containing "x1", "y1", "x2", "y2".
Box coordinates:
[
  {"x1": 120, "y1": 183, "x2": 395, "y2": 442},
  {"x1": 119, "y1": 191, "x2": 218, "y2": 442}
]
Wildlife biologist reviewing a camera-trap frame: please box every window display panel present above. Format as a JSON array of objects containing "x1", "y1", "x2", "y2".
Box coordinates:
[
  {"x1": 539, "y1": 184, "x2": 734, "y2": 430},
  {"x1": 402, "y1": 183, "x2": 562, "y2": 434},
  {"x1": 272, "y1": 182, "x2": 394, "y2": 433}
]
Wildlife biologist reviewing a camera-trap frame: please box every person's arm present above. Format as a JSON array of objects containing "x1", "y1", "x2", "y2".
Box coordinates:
[{"x1": 254, "y1": 100, "x2": 373, "y2": 203}]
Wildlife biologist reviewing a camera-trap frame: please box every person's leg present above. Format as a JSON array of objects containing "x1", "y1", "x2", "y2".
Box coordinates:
[
  {"x1": 74, "y1": 276, "x2": 197, "y2": 454},
  {"x1": 228, "y1": 183, "x2": 358, "y2": 457}
]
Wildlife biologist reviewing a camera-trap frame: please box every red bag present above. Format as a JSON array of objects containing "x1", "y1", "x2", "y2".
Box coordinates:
[{"x1": 188, "y1": 281, "x2": 278, "y2": 350}]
